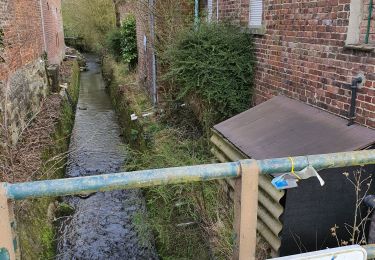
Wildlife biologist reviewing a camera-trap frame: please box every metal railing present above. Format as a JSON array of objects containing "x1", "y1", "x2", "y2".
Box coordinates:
[{"x1": 1, "y1": 150, "x2": 375, "y2": 260}]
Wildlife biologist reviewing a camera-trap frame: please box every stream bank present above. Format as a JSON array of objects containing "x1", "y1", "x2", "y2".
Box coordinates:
[
  {"x1": 102, "y1": 56, "x2": 234, "y2": 259},
  {"x1": 10, "y1": 60, "x2": 80, "y2": 259},
  {"x1": 56, "y1": 54, "x2": 157, "y2": 259}
]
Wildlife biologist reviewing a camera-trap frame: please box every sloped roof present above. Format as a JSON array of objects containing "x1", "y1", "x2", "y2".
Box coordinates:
[{"x1": 214, "y1": 95, "x2": 375, "y2": 159}]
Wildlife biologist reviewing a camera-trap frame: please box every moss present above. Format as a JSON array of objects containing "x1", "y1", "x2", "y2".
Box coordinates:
[
  {"x1": 16, "y1": 61, "x2": 80, "y2": 260},
  {"x1": 55, "y1": 202, "x2": 75, "y2": 217}
]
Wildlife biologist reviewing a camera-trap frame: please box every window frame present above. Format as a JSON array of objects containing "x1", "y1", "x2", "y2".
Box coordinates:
[
  {"x1": 248, "y1": 0, "x2": 266, "y2": 35},
  {"x1": 345, "y1": 0, "x2": 375, "y2": 51}
]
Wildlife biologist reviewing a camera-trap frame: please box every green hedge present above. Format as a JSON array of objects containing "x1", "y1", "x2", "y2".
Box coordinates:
[{"x1": 164, "y1": 22, "x2": 256, "y2": 128}]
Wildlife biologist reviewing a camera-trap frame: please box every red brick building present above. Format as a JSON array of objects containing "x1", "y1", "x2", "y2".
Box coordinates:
[
  {"x1": 0, "y1": 0, "x2": 65, "y2": 144},
  {"x1": 119, "y1": 0, "x2": 375, "y2": 128},
  {"x1": 208, "y1": 0, "x2": 375, "y2": 128},
  {"x1": 41, "y1": 0, "x2": 65, "y2": 64}
]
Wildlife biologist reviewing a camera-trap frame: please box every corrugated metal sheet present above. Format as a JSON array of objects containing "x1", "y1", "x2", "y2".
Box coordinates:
[
  {"x1": 210, "y1": 130, "x2": 284, "y2": 254},
  {"x1": 211, "y1": 95, "x2": 375, "y2": 255}
]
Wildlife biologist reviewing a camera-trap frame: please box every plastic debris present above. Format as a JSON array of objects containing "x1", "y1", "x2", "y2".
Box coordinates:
[
  {"x1": 142, "y1": 112, "x2": 153, "y2": 118},
  {"x1": 271, "y1": 174, "x2": 298, "y2": 190},
  {"x1": 130, "y1": 113, "x2": 138, "y2": 121},
  {"x1": 271, "y1": 165, "x2": 324, "y2": 190}
]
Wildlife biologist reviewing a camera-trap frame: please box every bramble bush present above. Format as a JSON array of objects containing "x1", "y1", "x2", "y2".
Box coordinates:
[{"x1": 164, "y1": 22, "x2": 256, "y2": 128}]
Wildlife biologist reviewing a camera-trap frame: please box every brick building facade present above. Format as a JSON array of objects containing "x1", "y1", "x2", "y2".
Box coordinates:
[
  {"x1": 210, "y1": 0, "x2": 375, "y2": 128},
  {"x1": 41, "y1": 0, "x2": 65, "y2": 64},
  {"x1": 121, "y1": 0, "x2": 375, "y2": 128},
  {"x1": 0, "y1": 0, "x2": 65, "y2": 144},
  {"x1": 116, "y1": 0, "x2": 194, "y2": 105}
]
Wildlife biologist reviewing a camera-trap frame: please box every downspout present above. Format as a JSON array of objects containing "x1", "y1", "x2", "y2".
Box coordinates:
[
  {"x1": 38, "y1": 0, "x2": 47, "y2": 52},
  {"x1": 216, "y1": 0, "x2": 219, "y2": 21},
  {"x1": 365, "y1": 0, "x2": 373, "y2": 44},
  {"x1": 149, "y1": 0, "x2": 157, "y2": 106},
  {"x1": 194, "y1": 0, "x2": 199, "y2": 28},
  {"x1": 347, "y1": 75, "x2": 364, "y2": 126}
]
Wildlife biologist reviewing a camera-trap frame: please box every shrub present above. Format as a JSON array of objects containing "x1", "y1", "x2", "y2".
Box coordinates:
[
  {"x1": 164, "y1": 22, "x2": 256, "y2": 128},
  {"x1": 120, "y1": 16, "x2": 138, "y2": 66},
  {"x1": 107, "y1": 16, "x2": 138, "y2": 67},
  {"x1": 107, "y1": 29, "x2": 123, "y2": 58}
]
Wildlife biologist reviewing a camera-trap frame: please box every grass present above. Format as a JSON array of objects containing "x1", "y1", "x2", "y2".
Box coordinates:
[
  {"x1": 103, "y1": 55, "x2": 234, "y2": 259},
  {"x1": 15, "y1": 61, "x2": 80, "y2": 259}
]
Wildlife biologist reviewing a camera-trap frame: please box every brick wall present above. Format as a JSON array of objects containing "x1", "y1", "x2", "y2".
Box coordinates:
[
  {"x1": 0, "y1": 0, "x2": 64, "y2": 145},
  {"x1": 117, "y1": 0, "x2": 194, "y2": 104},
  {"x1": 116, "y1": 0, "x2": 154, "y2": 99},
  {"x1": 254, "y1": 0, "x2": 375, "y2": 128},
  {"x1": 216, "y1": 0, "x2": 249, "y2": 26},
  {"x1": 0, "y1": 0, "x2": 44, "y2": 80},
  {"x1": 42, "y1": 0, "x2": 65, "y2": 65},
  {"x1": 213, "y1": 0, "x2": 375, "y2": 129}
]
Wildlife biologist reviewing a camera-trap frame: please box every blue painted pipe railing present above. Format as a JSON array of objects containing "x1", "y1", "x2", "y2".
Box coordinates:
[{"x1": 2, "y1": 150, "x2": 375, "y2": 200}]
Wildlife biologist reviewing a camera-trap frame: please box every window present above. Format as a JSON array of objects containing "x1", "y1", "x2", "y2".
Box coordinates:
[
  {"x1": 346, "y1": 0, "x2": 375, "y2": 51},
  {"x1": 249, "y1": 0, "x2": 262, "y2": 27},
  {"x1": 207, "y1": 0, "x2": 213, "y2": 22},
  {"x1": 249, "y1": 0, "x2": 265, "y2": 34}
]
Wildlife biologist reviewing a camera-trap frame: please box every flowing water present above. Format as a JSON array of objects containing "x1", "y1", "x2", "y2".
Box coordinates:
[{"x1": 57, "y1": 55, "x2": 157, "y2": 259}]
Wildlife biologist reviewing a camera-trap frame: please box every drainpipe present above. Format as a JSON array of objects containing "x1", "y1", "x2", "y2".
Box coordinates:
[
  {"x1": 365, "y1": 0, "x2": 373, "y2": 44},
  {"x1": 38, "y1": 0, "x2": 47, "y2": 52},
  {"x1": 194, "y1": 0, "x2": 199, "y2": 28},
  {"x1": 216, "y1": 0, "x2": 219, "y2": 21},
  {"x1": 149, "y1": 0, "x2": 157, "y2": 106},
  {"x1": 347, "y1": 74, "x2": 365, "y2": 126}
]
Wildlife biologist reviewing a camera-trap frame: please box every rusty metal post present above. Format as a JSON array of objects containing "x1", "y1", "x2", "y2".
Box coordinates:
[{"x1": 0, "y1": 184, "x2": 19, "y2": 260}]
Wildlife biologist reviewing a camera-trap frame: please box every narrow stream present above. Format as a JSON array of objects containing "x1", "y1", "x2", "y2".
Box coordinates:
[{"x1": 57, "y1": 55, "x2": 158, "y2": 259}]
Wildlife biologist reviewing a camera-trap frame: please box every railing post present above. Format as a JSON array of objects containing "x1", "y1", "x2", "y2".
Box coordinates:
[
  {"x1": 0, "y1": 184, "x2": 19, "y2": 260},
  {"x1": 232, "y1": 160, "x2": 259, "y2": 260}
]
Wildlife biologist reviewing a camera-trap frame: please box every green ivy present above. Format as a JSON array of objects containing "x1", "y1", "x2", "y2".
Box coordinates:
[{"x1": 164, "y1": 22, "x2": 256, "y2": 128}]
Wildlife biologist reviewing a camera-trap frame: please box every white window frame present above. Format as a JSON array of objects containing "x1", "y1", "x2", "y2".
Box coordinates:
[
  {"x1": 207, "y1": 0, "x2": 213, "y2": 22},
  {"x1": 248, "y1": 0, "x2": 265, "y2": 34}
]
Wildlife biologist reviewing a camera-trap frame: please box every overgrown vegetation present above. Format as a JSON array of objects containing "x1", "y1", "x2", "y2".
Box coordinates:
[
  {"x1": 62, "y1": 0, "x2": 116, "y2": 51},
  {"x1": 103, "y1": 56, "x2": 234, "y2": 259},
  {"x1": 15, "y1": 61, "x2": 80, "y2": 259},
  {"x1": 163, "y1": 22, "x2": 256, "y2": 130},
  {"x1": 107, "y1": 16, "x2": 138, "y2": 67},
  {"x1": 331, "y1": 169, "x2": 373, "y2": 247}
]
